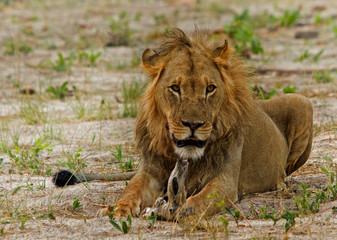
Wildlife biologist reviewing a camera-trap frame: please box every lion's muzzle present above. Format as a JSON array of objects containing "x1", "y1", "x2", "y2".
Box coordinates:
[{"x1": 172, "y1": 135, "x2": 206, "y2": 148}]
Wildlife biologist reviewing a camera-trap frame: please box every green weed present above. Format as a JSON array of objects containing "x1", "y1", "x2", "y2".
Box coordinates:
[
  {"x1": 111, "y1": 144, "x2": 135, "y2": 171},
  {"x1": 293, "y1": 183, "x2": 324, "y2": 214},
  {"x1": 45, "y1": 81, "x2": 70, "y2": 100},
  {"x1": 72, "y1": 197, "x2": 83, "y2": 210},
  {"x1": 282, "y1": 210, "x2": 298, "y2": 232},
  {"x1": 120, "y1": 80, "x2": 146, "y2": 118},
  {"x1": 314, "y1": 71, "x2": 334, "y2": 83},
  {"x1": 108, "y1": 11, "x2": 132, "y2": 46},
  {"x1": 314, "y1": 14, "x2": 323, "y2": 25},
  {"x1": 296, "y1": 50, "x2": 310, "y2": 62},
  {"x1": 61, "y1": 147, "x2": 87, "y2": 172},
  {"x1": 258, "y1": 203, "x2": 281, "y2": 225},
  {"x1": 224, "y1": 207, "x2": 241, "y2": 226},
  {"x1": 296, "y1": 49, "x2": 324, "y2": 62},
  {"x1": 109, "y1": 207, "x2": 132, "y2": 234},
  {"x1": 4, "y1": 41, "x2": 33, "y2": 55},
  {"x1": 52, "y1": 53, "x2": 76, "y2": 72},
  {"x1": 225, "y1": 10, "x2": 264, "y2": 55},
  {"x1": 19, "y1": 214, "x2": 30, "y2": 230},
  {"x1": 20, "y1": 101, "x2": 48, "y2": 125},
  {"x1": 1, "y1": 138, "x2": 53, "y2": 175},
  {"x1": 78, "y1": 49, "x2": 101, "y2": 67},
  {"x1": 147, "y1": 215, "x2": 157, "y2": 229},
  {"x1": 280, "y1": 9, "x2": 301, "y2": 27},
  {"x1": 332, "y1": 25, "x2": 337, "y2": 38},
  {"x1": 283, "y1": 85, "x2": 296, "y2": 93},
  {"x1": 313, "y1": 49, "x2": 324, "y2": 62},
  {"x1": 321, "y1": 165, "x2": 337, "y2": 200},
  {"x1": 97, "y1": 99, "x2": 115, "y2": 120}
]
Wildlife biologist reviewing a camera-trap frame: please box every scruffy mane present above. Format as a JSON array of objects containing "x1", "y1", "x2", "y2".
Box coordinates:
[{"x1": 136, "y1": 28, "x2": 253, "y2": 158}]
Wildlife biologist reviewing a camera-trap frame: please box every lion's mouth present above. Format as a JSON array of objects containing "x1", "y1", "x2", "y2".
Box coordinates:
[{"x1": 172, "y1": 135, "x2": 206, "y2": 148}]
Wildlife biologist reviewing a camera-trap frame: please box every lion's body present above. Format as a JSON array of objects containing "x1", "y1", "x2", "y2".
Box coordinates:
[{"x1": 113, "y1": 29, "x2": 313, "y2": 218}]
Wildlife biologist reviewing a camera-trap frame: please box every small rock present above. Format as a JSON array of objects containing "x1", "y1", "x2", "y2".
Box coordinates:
[
  {"x1": 295, "y1": 30, "x2": 319, "y2": 39},
  {"x1": 19, "y1": 88, "x2": 36, "y2": 95}
]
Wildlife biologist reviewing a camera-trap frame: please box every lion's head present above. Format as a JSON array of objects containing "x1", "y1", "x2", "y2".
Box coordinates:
[{"x1": 136, "y1": 28, "x2": 253, "y2": 160}]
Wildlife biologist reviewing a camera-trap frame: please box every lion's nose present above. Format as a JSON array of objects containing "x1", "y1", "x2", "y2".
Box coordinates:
[{"x1": 182, "y1": 121, "x2": 205, "y2": 130}]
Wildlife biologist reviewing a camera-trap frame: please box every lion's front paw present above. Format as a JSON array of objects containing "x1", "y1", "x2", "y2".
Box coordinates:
[
  {"x1": 96, "y1": 205, "x2": 112, "y2": 217},
  {"x1": 114, "y1": 199, "x2": 141, "y2": 218}
]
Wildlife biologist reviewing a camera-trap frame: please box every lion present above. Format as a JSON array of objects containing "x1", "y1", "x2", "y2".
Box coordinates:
[
  {"x1": 111, "y1": 28, "x2": 313, "y2": 219},
  {"x1": 53, "y1": 28, "x2": 313, "y2": 219}
]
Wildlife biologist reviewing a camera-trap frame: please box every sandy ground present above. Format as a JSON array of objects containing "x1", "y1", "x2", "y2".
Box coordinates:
[{"x1": 0, "y1": 0, "x2": 336, "y2": 239}]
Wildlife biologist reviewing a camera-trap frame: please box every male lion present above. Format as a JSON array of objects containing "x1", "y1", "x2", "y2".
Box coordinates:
[{"x1": 111, "y1": 28, "x2": 313, "y2": 219}]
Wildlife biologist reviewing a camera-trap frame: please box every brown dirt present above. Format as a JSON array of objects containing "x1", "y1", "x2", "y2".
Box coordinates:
[{"x1": 0, "y1": 0, "x2": 336, "y2": 239}]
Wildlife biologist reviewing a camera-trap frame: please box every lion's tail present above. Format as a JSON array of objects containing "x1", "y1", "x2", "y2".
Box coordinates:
[{"x1": 52, "y1": 170, "x2": 137, "y2": 187}]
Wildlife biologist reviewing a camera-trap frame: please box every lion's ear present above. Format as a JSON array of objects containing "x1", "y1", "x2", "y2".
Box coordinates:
[
  {"x1": 142, "y1": 48, "x2": 163, "y2": 79},
  {"x1": 214, "y1": 40, "x2": 232, "y2": 67}
]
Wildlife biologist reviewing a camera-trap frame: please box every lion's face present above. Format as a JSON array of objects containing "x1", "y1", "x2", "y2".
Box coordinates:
[
  {"x1": 154, "y1": 50, "x2": 226, "y2": 160},
  {"x1": 138, "y1": 29, "x2": 251, "y2": 159}
]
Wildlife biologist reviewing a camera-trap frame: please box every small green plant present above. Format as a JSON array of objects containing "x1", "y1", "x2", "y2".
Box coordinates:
[
  {"x1": 108, "y1": 11, "x2": 132, "y2": 46},
  {"x1": 254, "y1": 86, "x2": 276, "y2": 100},
  {"x1": 313, "y1": 49, "x2": 324, "y2": 62},
  {"x1": 97, "y1": 99, "x2": 115, "y2": 120},
  {"x1": 293, "y1": 183, "x2": 325, "y2": 214},
  {"x1": 4, "y1": 41, "x2": 33, "y2": 55},
  {"x1": 111, "y1": 145, "x2": 135, "y2": 171},
  {"x1": 72, "y1": 197, "x2": 83, "y2": 210},
  {"x1": 225, "y1": 207, "x2": 241, "y2": 226},
  {"x1": 109, "y1": 213, "x2": 132, "y2": 234},
  {"x1": 45, "y1": 81, "x2": 70, "y2": 100},
  {"x1": 120, "y1": 80, "x2": 146, "y2": 118},
  {"x1": 296, "y1": 50, "x2": 311, "y2": 62},
  {"x1": 147, "y1": 215, "x2": 157, "y2": 229},
  {"x1": 61, "y1": 147, "x2": 87, "y2": 172},
  {"x1": 332, "y1": 25, "x2": 337, "y2": 38},
  {"x1": 281, "y1": 210, "x2": 298, "y2": 232},
  {"x1": 2, "y1": 138, "x2": 53, "y2": 175},
  {"x1": 20, "y1": 101, "x2": 48, "y2": 125},
  {"x1": 52, "y1": 53, "x2": 76, "y2": 72},
  {"x1": 314, "y1": 14, "x2": 323, "y2": 25},
  {"x1": 218, "y1": 215, "x2": 229, "y2": 235},
  {"x1": 283, "y1": 85, "x2": 296, "y2": 93},
  {"x1": 258, "y1": 203, "x2": 281, "y2": 225},
  {"x1": 224, "y1": 10, "x2": 264, "y2": 55},
  {"x1": 280, "y1": 9, "x2": 301, "y2": 27},
  {"x1": 19, "y1": 215, "x2": 30, "y2": 230},
  {"x1": 314, "y1": 71, "x2": 334, "y2": 83},
  {"x1": 321, "y1": 165, "x2": 337, "y2": 200},
  {"x1": 78, "y1": 49, "x2": 101, "y2": 67},
  {"x1": 296, "y1": 49, "x2": 324, "y2": 62}
]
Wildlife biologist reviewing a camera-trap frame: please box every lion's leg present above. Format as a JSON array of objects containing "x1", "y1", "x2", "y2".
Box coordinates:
[
  {"x1": 186, "y1": 137, "x2": 243, "y2": 216},
  {"x1": 281, "y1": 95, "x2": 313, "y2": 175},
  {"x1": 142, "y1": 159, "x2": 189, "y2": 221},
  {"x1": 113, "y1": 170, "x2": 164, "y2": 218},
  {"x1": 259, "y1": 94, "x2": 313, "y2": 176}
]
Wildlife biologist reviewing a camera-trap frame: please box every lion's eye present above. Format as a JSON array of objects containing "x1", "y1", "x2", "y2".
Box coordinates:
[
  {"x1": 206, "y1": 85, "x2": 216, "y2": 93},
  {"x1": 170, "y1": 85, "x2": 180, "y2": 93}
]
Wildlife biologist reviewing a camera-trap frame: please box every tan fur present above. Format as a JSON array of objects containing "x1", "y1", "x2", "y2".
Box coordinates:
[{"x1": 112, "y1": 28, "x2": 313, "y2": 218}]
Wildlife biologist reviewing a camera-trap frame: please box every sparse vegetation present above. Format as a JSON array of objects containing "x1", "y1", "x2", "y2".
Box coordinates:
[
  {"x1": 224, "y1": 10, "x2": 264, "y2": 55},
  {"x1": 1, "y1": 138, "x2": 53, "y2": 175},
  {"x1": 314, "y1": 71, "x2": 334, "y2": 83},
  {"x1": 45, "y1": 81, "x2": 71, "y2": 100},
  {"x1": 120, "y1": 79, "x2": 146, "y2": 118},
  {"x1": 109, "y1": 207, "x2": 132, "y2": 234},
  {"x1": 283, "y1": 85, "x2": 296, "y2": 93},
  {"x1": 111, "y1": 144, "x2": 135, "y2": 171},
  {"x1": 4, "y1": 41, "x2": 33, "y2": 55},
  {"x1": 280, "y1": 9, "x2": 301, "y2": 27},
  {"x1": 51, "y1": 53, "x2": 76, "y2": 72}
]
